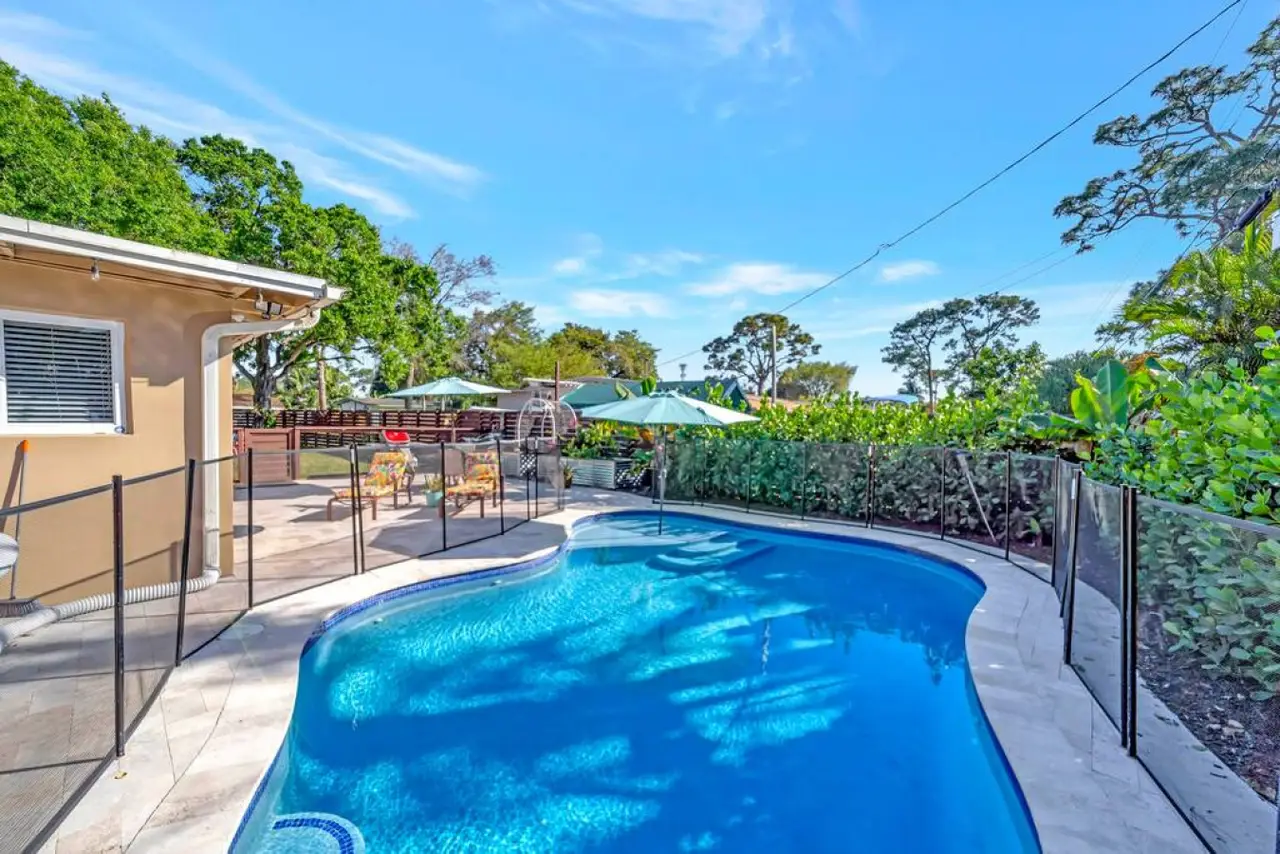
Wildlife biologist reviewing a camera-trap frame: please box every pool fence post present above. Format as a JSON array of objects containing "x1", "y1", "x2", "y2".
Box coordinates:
[
  {"x1": 557, "y1": 439, "x2": 565, "y2": 511},
  {"x1": 246, "y1": 448, "x2": 255, "y2": 605},
  {"x1": 866, "y1": 444, "x2": 876, "y2": 529},
  {"x1": 660, "y1": 432, "x2": 667, "y2": 527},
  {"x1": 174, "y1": 458, "x2": 196, "y2": 667},
  {"x1": 1003, "y1": 451, "x2": 1013, "y2": 561},
  {"x1": 353, "y1": 443, "x2": 367, "y2": 572},
  {"x1": 1061, "y1": 468, "x2": 1084, "y2": 658},
  {"x1": 939, "y1": 448, "x2": 947, "y2": 539},
  {"x1": 347, "y1": 445, "x2": 360, "y2": 575},
  {"x1": 111, "y1": 474, "x2": 125, "y2": 758},
  {"x1": 1049, "y1": 457, "x2": 1062, "y2": 590},
  {"x1": 525, "y1": 439, "x2": 532, "y2": 521},
  {"x1": 1122, "y1": 484, "x2": 1139, "y2": 757},
  {"x1": 440, "y1": 441, "x2": 449, "y2": 548},
  {"x1": 799, "y1": 442, "x2": 809, "y2": 520},
  {"x1": 496, "y1": 437, "x2": 505, "y2": 534},
  {"x1": 698, "y1": 436, "x2": 708, "y2": 506}
]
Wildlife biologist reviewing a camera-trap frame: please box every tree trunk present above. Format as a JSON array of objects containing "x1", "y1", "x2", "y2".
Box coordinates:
[
  {"x1": 316, "y1": 345, "x2": 328, "y2": 409},
  {"x1": 253, "y1": 337, "x2": 276, "y2": 411}
]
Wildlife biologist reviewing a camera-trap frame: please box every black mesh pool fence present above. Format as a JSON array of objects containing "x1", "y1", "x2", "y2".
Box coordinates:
[
  {"x1": 1132, "y1": 496, "x2": 1279, "y2": 853},
  {"x1": 1068, "y1": 478, "x2": 1124, "y2": 732}
]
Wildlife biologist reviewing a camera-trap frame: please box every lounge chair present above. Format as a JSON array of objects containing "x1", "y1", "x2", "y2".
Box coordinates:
[
  {"x1": 327, "y1": 451, "x2": 410, "y2": 521},
  {"x1": 439, "y1": 448, "x2": 500, "y2": 517}
]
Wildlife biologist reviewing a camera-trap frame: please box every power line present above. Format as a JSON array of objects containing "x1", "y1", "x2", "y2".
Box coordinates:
[{"x1": 659, "y1": 0, "x2": 1247, "y2": 368}]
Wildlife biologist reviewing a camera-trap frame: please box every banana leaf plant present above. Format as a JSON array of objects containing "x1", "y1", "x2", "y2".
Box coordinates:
[{"x1": 1023, "y1": 357, "x2": 1170, "y2": 457}]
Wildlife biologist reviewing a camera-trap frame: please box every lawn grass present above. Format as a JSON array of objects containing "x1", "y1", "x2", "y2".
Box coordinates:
[{"x1": 297, "y1": 451, "x2": 354, "y2": 479}]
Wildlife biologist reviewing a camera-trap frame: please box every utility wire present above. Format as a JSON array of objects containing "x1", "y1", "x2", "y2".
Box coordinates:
[{"x1": 658, "y1": 0, "x2": 1247, "y2": 368}]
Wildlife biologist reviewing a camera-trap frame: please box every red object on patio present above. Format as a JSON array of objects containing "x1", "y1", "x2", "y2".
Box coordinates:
[{"x1": 382, "y1": 430, "x2": 411, "y2": 445}]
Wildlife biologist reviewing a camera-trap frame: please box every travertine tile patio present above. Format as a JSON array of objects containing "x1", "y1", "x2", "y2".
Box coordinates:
[{"x1": 43, "y1": 496, "x2": 1207, "y2": 853}]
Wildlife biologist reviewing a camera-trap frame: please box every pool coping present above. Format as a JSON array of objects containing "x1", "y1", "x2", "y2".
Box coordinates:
[{"x1": 49, "y1": 501, "x2": 1207, "y2": 853}]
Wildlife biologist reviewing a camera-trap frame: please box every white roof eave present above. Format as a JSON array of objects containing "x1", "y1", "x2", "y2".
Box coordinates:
[{"x1": 0, "y1": 214, "x2": 338, "y2": 302}]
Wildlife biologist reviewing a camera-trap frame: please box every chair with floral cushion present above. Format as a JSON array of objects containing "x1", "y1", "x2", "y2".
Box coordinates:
[
  {"x1": 440, "y1": 448, "x2": 500, "y2": 517},
  {"x1": 327, "y1": 451, "x2": 409, "y2": 521}
]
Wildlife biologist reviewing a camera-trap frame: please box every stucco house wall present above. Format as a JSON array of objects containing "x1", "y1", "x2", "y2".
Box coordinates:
[{"x1": 0, "y1": 218, "x2": 334, "y2": 606}]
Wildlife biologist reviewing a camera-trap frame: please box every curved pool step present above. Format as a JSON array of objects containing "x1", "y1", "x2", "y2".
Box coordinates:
[
  {"x1": 651, "y1": 538, "x2": 773, "y2": 571},
  {"x1": 258, "y1": 813, "x2": 365, "y2": 854}
]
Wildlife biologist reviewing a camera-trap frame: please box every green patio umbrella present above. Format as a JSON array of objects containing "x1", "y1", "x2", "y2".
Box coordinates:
[
  {"x1": 578, "y1": 391, "x2": 757, "y2": 531},
  {"x1": 388, "y1": 377, "x2": 510, "y2": 409}
]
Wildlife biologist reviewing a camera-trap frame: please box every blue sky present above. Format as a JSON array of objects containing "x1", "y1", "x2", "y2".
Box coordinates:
[{"x1": 1, "y1": 1, "x2": 1272, "y2": 393}]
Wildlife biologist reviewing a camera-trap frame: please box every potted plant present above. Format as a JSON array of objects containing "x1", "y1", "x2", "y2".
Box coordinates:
[
  {"x1": 561, "y1": 460, "x2": 575, "y2": 488},
  {"x1": 421, "y1": 474, "x2": 445, "y2": 507}
]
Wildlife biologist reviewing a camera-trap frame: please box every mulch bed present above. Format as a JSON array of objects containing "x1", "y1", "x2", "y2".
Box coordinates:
[{"x1": 1138, "y1": 610, "x2": 1278, "y2": 803}]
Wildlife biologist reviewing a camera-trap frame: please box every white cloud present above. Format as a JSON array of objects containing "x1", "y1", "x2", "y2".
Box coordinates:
[
  {"x1": 615, "y1": 249, "x2": 706, "y2": 278},
  {"x1": 0, "y1": 12, "x2": 484, "y2": 217},
  {"x1": 686, "y1": 262, "x2": 830, "y2": 297},
  {"x1": 552, "y1": 257, "x2": 590, "y2": 275},
  {"x1": 550, "y1": 233, "x2": 606, "y2": 276},
  {"x1": 569, "y1": 289, "x2": 672, "y2": 317},
  {"x1": 728, "y1": 297, "x2": 748, "y2": 310},
  {"x1": 274, "y1": 144, "x2": 417, "y2": 219},
  {"x1": 878, "y1": 260, "x2": 940, "y2": 282},
  {"x1": 555, "y1": 0, "x2": 769, "y2": 57},
  {"x1": 0, "y1": 10, "x2": 88, "y2": 38}
]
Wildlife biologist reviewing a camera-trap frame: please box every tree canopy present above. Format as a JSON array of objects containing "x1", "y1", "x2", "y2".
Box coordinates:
[
  {"x1": 703, "y1": 314, "x2": 820, "y2": 395},
  {"x1": 1055, "y1": 16, "x2": 1280, "y2": 251},
  {"x1": 0, "y1": 62, "x2": 496, "y2": 408},
  {"x1": 778, "y1": 361, "x2": 857, "y2": 398},
  {"x1": 883, "y1": 294, "x2": 1040, "y2": 402}
]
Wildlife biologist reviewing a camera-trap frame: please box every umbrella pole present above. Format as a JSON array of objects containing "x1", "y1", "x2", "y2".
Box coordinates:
[{"x1": 657, "y1": 430, "x2": 666, "y2": 535}]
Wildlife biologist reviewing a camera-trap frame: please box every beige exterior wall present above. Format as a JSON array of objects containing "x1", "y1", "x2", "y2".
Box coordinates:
[{"x1": 0, "y1": 255, "x2": 308, "y2": 604}]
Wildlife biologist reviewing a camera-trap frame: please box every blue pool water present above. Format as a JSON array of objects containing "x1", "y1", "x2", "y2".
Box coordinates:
[{"x1": 236, "y1": 513, "x2": 1040, "y2": 853}]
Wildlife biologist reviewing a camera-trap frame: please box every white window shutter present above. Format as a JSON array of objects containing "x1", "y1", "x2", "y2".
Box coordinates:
[{"x1": 2, "y1": 319, "x2": 116, "y2": 424}]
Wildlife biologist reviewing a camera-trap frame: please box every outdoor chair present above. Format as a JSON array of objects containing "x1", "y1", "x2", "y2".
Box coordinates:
[
  {"x1": 381, "y1": 431, "x2": 418, "y2": 504},
  {"x1": 327, "y1": 450, "x2": 410, "y2": 521},
  {"x1": 439, "y1": 448, "x2": 500, "y2": 518}
]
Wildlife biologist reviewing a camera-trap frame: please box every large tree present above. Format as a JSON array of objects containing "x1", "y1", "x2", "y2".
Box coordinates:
[
  {"x1": 1055, "y1": 17, "x2": 1280, "y2": 251},
  {"x1": 0, "y1": 62, "x2": 217, "y2": 251},
  {"x1": 179, "y1": 136, "x2": 412, "y2": 408},
  {"x1": 778, "y1": 360, "x2": 857, "y2": 398},
  {"x1": 882, "y1": 294, "x2": 1040, "y2": 400},
  {"x1": 702, "y1": 313, "x2": 820, "y2": 395},
  {"x1": 882, "y1": 307, "x2": 949, "y2": 406},
  {"x1": 941, "y1": 294, "x2": 1040, "y2": 396},
  {"x1": 459, "y1": 301, "x2": 542, "y2": 381},
  {"x1": 604, "y1": 330, "x2": 658, "y2": 379},
  {"x1": 488, "y1": 339, "x2": 601, "y2": 389}
]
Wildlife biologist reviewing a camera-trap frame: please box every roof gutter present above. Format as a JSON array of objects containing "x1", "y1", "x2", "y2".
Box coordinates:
[
  {"x1": 0, "y1": 214, "x2": 339, "y2": 301},
  {"x1": 200, "y1": 306, "x2": 321, "y2": 570}
]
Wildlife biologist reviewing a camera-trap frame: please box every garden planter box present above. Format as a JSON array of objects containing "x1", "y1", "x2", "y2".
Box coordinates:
[{"x1": 565, "y1": 458, "x2": 617, "y2": 489}]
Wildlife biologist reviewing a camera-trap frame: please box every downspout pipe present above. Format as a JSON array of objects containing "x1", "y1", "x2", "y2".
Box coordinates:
[
  {"x1": 202, "y1": 307, "x2": 321, "y2": 571},
  {"x1": 0, "y1": 307, "x2": 324, "y2": 654}
]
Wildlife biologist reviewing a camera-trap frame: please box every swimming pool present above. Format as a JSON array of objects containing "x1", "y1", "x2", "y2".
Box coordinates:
[{"x1": 234, "y1": 511, "x2": 1040, "y2": 853}]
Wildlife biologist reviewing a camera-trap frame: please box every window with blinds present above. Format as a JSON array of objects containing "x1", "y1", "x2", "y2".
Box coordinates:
[{"x1": 0, "y1": 313, "x2": 123, "y2": 432}]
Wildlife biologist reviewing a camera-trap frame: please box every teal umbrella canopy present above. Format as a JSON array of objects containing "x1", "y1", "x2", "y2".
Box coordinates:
[
  {"x1": 388, "y1": 377, "x2": 510, "y2": 398},
  {"x1": 578, "y1": 391, "x2": 757, "y2": 427}
]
